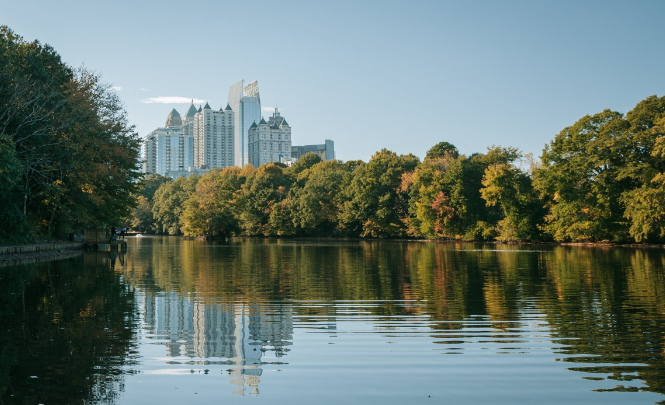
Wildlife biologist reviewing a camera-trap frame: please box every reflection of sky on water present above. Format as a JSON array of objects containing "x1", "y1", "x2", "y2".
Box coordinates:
[{"x1": 139, "y1": 292, "x2": 292, "y2": 395}]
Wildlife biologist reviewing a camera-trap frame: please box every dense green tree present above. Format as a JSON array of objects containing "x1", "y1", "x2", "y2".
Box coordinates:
[
  {"x1": 405, "y1": 145, "x2": 521, "y2": 240},
  {"x1": 617, "y1": 96, "x2": 665, "y2": 242},
  {"x1": 127, "y1": 173, "x2": 172, "y2": 233},
  {"x1": 182, "y1": 167, "x2": 248, "y2": 237},
  {"x1": 137, "y1": 173, "x2": 172, "y2": 199},
  {"x1": 292, "y1": 160, "x2": 352, "y2": 236},
  {"x1": 286, "y1": 152, "x2": 322, "y2": 178},
  {"x1": 238, "y1": 163, "x2": 292, "y2": 236},
  {"x1": 0, "y1": 134, "x2": 26, "y2": 243},
  {"x1": 343, "y1": 159, "x2": 364, "y2": 171},
  {"x1": 339, "y1": 149, "x2": 419, "y2": 237},
  {"x1": 0, "y1": 26, "x2": 72, "y2": 232},
  {"x1": 622, "y1": 171, "x2": 665, "y2": 242},
  {"x1": 152, "y1": 174, "x2": 198, "y2": 235},
  {"x1": 46, "y1": 69, "x2": 142, "y2": 233},
  {"x1": 534, "y1": 110, "x2": 632, "y2": 241},
  {"x1": 267, "y1": 196, "x2": 297, "y2": 236},
  {"x1": 425, "y1": 141, "x2": 459, "y2": 160},
  {"x1": 406, "y1": 153, "x2": 484, "y2": 239},
  {"x1": 0, "y1": 26, "x2": 141, "y2": 240},
  {"x1": 129, "y1": 196, "x2": 154, "y2": 234},
  {"x1": 481, "y1": 160, "x2": 544, "y2": 241}
]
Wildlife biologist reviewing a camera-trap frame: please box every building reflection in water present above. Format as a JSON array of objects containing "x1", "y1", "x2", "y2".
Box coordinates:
[{"x1": 140, "y1": 292, "x2": 292, "y2": 395}]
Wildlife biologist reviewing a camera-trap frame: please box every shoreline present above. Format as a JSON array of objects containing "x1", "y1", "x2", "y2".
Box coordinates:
[
  {"x1": 0, "y1": 242, "x2": 85, "y2": 267},
  {"x1": 1, "y1": 237, "x2": 662, "y2": 266},
  {"x1": 147, "y1": 234, "x2": 665, "y2": 249}
]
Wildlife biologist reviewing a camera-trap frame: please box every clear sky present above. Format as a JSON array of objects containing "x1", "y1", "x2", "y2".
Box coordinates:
[{"x1": 3, "y1": 0, "x2": 664, "y2": 162}]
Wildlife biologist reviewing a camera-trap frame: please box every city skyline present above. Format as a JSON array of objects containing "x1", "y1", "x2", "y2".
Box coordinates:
[{"x1": 3, "y1": 1, "x2": 664, "y2": 162}]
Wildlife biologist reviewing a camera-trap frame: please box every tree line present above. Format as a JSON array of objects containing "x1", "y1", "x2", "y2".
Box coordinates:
[
  {"x1": 132, "y1": 94, "x2": 665, "y2": 243},
  {"x1": 0, "y1": 26, "x2": 141, "y2": 244}
]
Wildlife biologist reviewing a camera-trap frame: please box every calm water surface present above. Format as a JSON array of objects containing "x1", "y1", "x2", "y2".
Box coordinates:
[{"x1": 2, "y1": 237, "x2": 665, "y2": 404}]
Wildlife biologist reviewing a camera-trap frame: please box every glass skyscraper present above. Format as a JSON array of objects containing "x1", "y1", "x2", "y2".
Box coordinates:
[{"x1": 227, "y1": 80, "x2": 261, "y2": 167}]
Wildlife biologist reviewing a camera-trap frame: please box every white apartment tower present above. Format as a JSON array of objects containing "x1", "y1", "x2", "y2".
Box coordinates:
[
  {"x1": 227, "y1": 80, "x2": 261, "y2": 167},
  {"x1": 192, "y1": 102, "x2": 235, "y2": 169},
  {"x1": 143, "y1": 109, "x2": 195, "y2": 178},
  {"x1": 247, "y1": 108, "x2": 291, "y2": 167}
]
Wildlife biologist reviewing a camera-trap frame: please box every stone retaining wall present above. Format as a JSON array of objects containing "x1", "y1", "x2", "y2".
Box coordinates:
[{"x1": 0, "y1": 242, "x2": 84, "y2": 255}]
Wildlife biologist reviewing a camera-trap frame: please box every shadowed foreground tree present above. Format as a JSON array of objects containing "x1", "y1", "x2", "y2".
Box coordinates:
[
  {"x1": 44, "y1": 69, "x2": 142, "y2": 233},
  {"x1": 0, "y1": 26, "x2": 142, "y2": 242},
  {"x1": 0, "y1": 134, "x2": 26, "y2": 242}
]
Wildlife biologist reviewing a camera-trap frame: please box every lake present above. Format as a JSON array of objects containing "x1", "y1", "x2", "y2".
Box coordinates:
[{"x1": 2, "y1": 237, "x2": 665, "y2": 404}]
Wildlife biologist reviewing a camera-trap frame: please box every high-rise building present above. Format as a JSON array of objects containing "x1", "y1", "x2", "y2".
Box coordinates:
[
  {"x1": 193, "y1": 102, "x2": 235, "y2": 169},
  {"x1": 227, "y1": 80, "x2": 261, "y2": 167},
  {"x1": 291, "y1": 139, "x2": 335, "y2": 161},
  {"x1": 143, "y1": 109, "x2": 195, "y2": 178},
  {"x1": 247, "y1": 108, "x2": 292, "y2": 167},
  {"x1": 181, "y1": 100, "x2": 198, "y2": 140}
]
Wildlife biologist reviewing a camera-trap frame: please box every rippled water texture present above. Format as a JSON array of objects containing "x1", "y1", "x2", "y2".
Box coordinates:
[{"x1": 2, "y1": 237, "x2": 665, "y2": 404}]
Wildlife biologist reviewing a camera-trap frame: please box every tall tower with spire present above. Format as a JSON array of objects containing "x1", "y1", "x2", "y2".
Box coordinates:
[{"x1": 227, "y1": 80, "x2": 261, "y2": 167}]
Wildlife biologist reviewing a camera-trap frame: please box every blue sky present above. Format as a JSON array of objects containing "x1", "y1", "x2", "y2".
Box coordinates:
[{"x1": 4, "y1": 0, "x2": 664, "y2": 162}]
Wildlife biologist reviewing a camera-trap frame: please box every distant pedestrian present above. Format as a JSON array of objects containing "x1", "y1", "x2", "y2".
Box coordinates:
[{"x1": 120, "y1": 227, "x2": 126, "y2": 239}]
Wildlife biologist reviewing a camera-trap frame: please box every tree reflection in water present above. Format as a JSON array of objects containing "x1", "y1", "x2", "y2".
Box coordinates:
[
  {"x1": 119, "y1": 238, "x2": 665, "y2": 398},
  {"x1": 0, "y1": 254, "x2": 137, "y2": 404},
  {"x1": 3, "y1": 238, "x2": 665, "y2": 402}
]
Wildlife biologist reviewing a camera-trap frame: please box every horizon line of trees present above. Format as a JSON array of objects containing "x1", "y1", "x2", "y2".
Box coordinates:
[
  {"x1": 0, "y1": 26, "x2": 142, "y2": 244},
  {"x1": 131, "y1": 93, "x2": 665, "y2": 243}
]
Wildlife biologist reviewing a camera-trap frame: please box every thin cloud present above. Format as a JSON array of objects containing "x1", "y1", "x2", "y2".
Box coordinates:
[
  {"x1": 110, "y1": 86, "x2": 123, "y2": 91},
  {"x1": 142, "y1": 97, "x2": 206, "y2": 104},
  {"x1": 139, "y1": 88, "x2": 149, "y2": 91}
]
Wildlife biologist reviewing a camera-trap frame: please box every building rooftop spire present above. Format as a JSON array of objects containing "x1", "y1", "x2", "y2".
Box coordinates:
[{"x1": 185, "y1": 102, "x2": 198, "y2": 118}]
